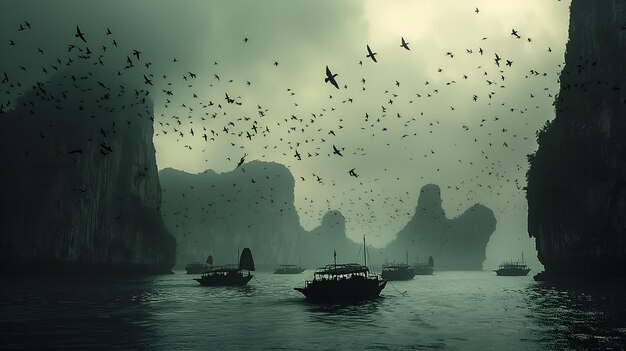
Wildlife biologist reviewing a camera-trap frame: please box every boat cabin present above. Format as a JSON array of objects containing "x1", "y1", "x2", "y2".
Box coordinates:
[{"x1": 311, "y1": 263, "x2": 371, "y2": 281}]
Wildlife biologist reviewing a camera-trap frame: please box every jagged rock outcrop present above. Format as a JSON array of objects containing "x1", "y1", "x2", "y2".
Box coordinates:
[
  {"x1": 384, "y1": 184, "x2": 496, "y2": 270},
  {"x1": 527, "y1": 1, "x2": 626, "y2": 279},
  {"x1": 0, "y1": 67, "x2": 176, "y2": 274},
  {"x1": 159, "y1": 161, "x2": 360, "y2": 269},
  {"x1": 295, "y1": 210, "x2": 360, "y2": 266},
  {"x1": 160, "y1": 161, "x2": 304, "y2": 268}
]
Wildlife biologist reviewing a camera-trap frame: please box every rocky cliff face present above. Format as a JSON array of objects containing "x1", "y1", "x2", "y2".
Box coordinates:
[
  {"x1": 527, "y1": 1, "x2": 626, "y2": 279},
  {"x1": 160, "y1": 161, "x2": 304, "y2": 268},
  {"x1": 160, "y1": 161, "x2": 361, "y2": 269},
  {"x1": 0, "y1": 68, "x2": 176, "y2": 274},
  {"x1": 384, "y1": 184, "x2": 496, "y2": 270},
  {"x1": 295, "y1": 210, "x2": 361, "y2": 266}
]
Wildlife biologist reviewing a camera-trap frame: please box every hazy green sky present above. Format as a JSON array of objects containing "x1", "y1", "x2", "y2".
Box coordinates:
[{"x1": 0, "y1": 0, "x2": 572, "y2": 269}]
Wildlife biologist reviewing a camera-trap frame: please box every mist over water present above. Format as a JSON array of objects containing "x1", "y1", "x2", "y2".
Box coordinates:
[{"x1": 2, "y1": 272, "x2": 625, "y2": 350}]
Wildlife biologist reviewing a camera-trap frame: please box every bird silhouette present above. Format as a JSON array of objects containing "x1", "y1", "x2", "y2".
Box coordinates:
[
  {"x1": 75, "y1": 25, "x2": 86, "y2": 43},
  {"x1": 324, "y1": 66, "x2": 339, "y2": 89},
  {"x1": 400, "y1": 37, "x2": 410, "y2": 50},
  {"x1": 366, "y1": 45, "x2": 378, "y2": 62}
]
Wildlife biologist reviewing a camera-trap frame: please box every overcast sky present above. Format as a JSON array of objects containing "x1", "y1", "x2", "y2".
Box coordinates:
[{"x1": 0, "y1": 0, "x2": 572, "y2": 269}]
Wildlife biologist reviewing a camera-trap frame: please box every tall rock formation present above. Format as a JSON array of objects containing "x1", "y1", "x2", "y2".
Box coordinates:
[
  {"x1": 0, "y1": 67, "x2": 176, "y2": 274},
  {"x1": 295, "y1": 210, "x2": 360, "y2": 266},
  {"x1": 159, "y1": 161, "x2": 360, "y2": 269},
  {"x1": 527, "y1": 1, "x2": 626, "y2": 279},
  {"x1": 385, "y1": 184, "x2": 496, "y2": 270},
  {"x1": 160, "y1": 161, "x2": 304, "y2": 268}
]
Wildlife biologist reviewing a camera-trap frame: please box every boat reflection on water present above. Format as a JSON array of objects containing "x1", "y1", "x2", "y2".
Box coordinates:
[
  {"x1": 526, "y1": 280, "x2": 626, "y2": 350},
  {"x1": 304, "y1": 298, "x2": 383, "y2": 325}
]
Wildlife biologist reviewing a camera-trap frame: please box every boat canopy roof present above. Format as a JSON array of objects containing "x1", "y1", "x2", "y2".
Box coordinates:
[
  {"x1": 498, "y1": 262, "x2": 528, "y2": 269},
  {"x1": 314, "y1": 263, "x2": 369, "y2": 276}
]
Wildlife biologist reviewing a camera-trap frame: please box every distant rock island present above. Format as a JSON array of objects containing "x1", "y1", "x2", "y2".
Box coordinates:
[
  {"x1": 526, "y1": 1, "x2": 626, "y2": 280},
  {"x1": 161, "y1": 162, "x2": 496, "y2": 270},
  {"x1": 160, "y1": 161, "x2": 304, "y2": 268},
  {"x1": 0, "y1": 66, "x2": 176, "y2": 274},
  {"x1": 383, "y1": 184, "x2": 496, "y2": 270},
  {"x1": 159, "y1": 161, "x2": 359, "y2": 269}
]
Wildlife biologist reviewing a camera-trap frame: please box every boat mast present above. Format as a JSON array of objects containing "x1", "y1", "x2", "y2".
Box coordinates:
[
  {"x1": 406, "y1": 251, "x2": 408, "y2": 265},
  {"x1": 363, "y1": 236, "x2": 367, "y2": 273}
]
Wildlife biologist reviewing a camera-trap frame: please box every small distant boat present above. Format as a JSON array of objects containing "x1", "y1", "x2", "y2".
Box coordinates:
[
  {"x1": 382, "y1": 252, "x2": 416, "y2": 281},
  {"x1": 185, "y1": 262, "x2": 208, "y2": 274},
  {"x1": 494, "y1": 253, "x2": 531, "y2": 276},
  {"x1": 274, "y1": 264, "x2": 305, "y2": 274},
  {"x1": 413, "y1": 256, "x2": 435, "y2": 275},
  {"x1": 185, "y1": 255, "x2": 212, "y2": 274},
  {"x1": 294, "y1": 237, "x2": 387, "y2": 302},
  {"x1": 194, "y1": 248, "x2": 255, "y2": 286},
  {"x1": 382, "y1": 263, "x2": 415, "y2": 281}
]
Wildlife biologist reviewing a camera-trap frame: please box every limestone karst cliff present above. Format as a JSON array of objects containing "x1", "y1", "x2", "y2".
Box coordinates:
[
  {"x1": 161, "y1": 164, "x2": 495, "y2": 270},
  {"x1": 384, "y1": 184, "x2": 496, "y2": 270},
  {"x1": 295, "y1": 210, "x2": 360, "y2": 267},
  {"x1": 0, "y1": 68, "x2": 176, "y2": 273},
  {"x1": 160, "y1": 161, "x2": 362, "y2": 269},
  {"x1": 527, "y1": 0, "x2": 626, "y2": 279},
  {"x1": 160, "y1": 161, "x2": 304, "y2": 268}
]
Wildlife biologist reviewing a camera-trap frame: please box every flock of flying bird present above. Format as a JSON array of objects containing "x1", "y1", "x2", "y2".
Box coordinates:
[{"x1": 1, "y1": 3, "x2": 582, "y2": 241}]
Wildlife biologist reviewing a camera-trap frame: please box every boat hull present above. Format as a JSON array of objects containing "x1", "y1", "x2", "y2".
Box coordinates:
[
  {"x1": 294, "y1": 278, "x2": 387, "y2": 302},
  {"x1": 194, "y1": 274, "x2": 253, "y2": 286},
  {"x1": 494, "y1": 268, "x2": 531, "y2": 276}
]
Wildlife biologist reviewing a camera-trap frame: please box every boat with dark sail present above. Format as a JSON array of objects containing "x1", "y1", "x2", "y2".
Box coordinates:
[
  {"x1": 185, "y1": 255, "x2": 213, "y2": 274},
  {"x1": 494, "y1": 253, "x2": 531, "y2": 276},
  {"x1": 413, "y1": 256, "x2": 435, "y2": 275},
  {"x1": 274, "y1": 264, "x2": 305, "y2": 274},
  {"x1": 382, "y1": 252, "x2": 416, "y2": 281},
  {"x1": 194, "y1": 248, "x2": 255, "y2": 286},
  {"x1": 294, "y1": 237, "x2": 387, "y2": 302}
]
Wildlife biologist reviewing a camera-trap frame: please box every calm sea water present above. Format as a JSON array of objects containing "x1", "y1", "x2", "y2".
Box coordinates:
[{"x1": 1, "y1": 271, "x2": 625, "y2": 350}]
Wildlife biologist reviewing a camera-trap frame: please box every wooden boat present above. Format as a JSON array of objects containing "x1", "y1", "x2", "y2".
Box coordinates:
[
  {"x1": 274, "y1": 264, "x2": 305, "y2": 274},
  {"x1": 382, "y1": 252, "x2": 416, "y2": 280},
  {"x1": 194, "y1": 248, "x2": 255, "y2": 286},
  {"x1": 185, "y1": 262, "x2": 208, "y2": 274},
  {"x1": 414, "y1": 256, "x2": 435, "y2": 275},
  {"x1": 382, "y1": 263, "x2": 416, "y2": 281},
  {"x1": 494, "y1": 253, "x2": 531, "y2": 276},
  {"x1": 294, "y1": 237, "x2": 386, "y2": 302}
]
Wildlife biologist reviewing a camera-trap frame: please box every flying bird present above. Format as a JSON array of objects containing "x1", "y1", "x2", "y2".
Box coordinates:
[
  {"x1": 324, "y1": 66, "x2": 339, "y2": 89},
  {"x1": 75, "y1": 26, "x2": 86, "y2": 43},
  {"x1": 366, "y1": 45, "x2": 378, "y2": 62},
  {"x1": 236, "y1": 153, "x2": 247, "y2": 168},
  {"x1": 400, "y1": 37, "x2": 410, "y2": 50},
  {"x1": 332, "y1": 145, "x2": 343, "y2": 157},
  {"x1": 143, "y1": 75, "x2": 153, "y2": 85}
]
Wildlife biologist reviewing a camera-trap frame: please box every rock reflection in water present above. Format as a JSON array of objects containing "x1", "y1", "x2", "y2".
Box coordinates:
[
  {"x1": 527, "y1": 281, "x2": 626, "y2": 350},
  {"x1": 0, "y1": 275, "x2": 158, "y2": 350}
]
